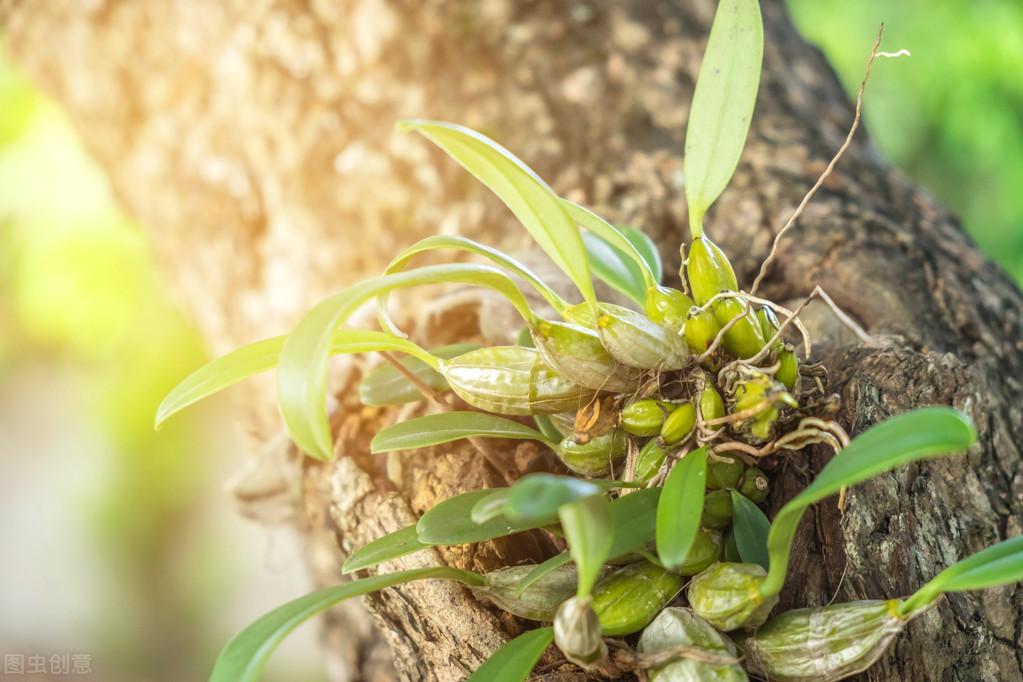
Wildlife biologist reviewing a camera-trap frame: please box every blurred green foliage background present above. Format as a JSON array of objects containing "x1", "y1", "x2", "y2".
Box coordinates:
[{"x1": 1, "y1": 2, "x2": 1021, "y2": 680}]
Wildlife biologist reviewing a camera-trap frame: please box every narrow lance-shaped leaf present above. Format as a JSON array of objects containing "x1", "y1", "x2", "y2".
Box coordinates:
[
  {"x1": 684, "y1": 0, "x2": 764, "y2": 237},
  {"x1": 561, "y1": 199, "x2": 658, "y2": 291},
  {"x1": 901, "y1": 535, "x2": 1023, "y2": 614},
  {"x1": 730, "y1": 490, "x2": 770, "y2": 571},
  {"x1": 620, "y1": 225, "x2": 663, "y2": 285},
  {"x1": 471, "y1": 489, "x2": 511, "y2": 525},
  {"x1": 761, "y1": 407, "x2": 976, "y2": 598},
  {"x1": 156, "y1": 329, "x2": 439, "y2": 429},
  {"x1": 582, "y1": 231, "x2": 649, "y2": 306},
  {"x1": 211, "y1": 566, "x2": 485, "y2": 682},
  {"x1": 400, "y1": 120, "x2": 597, "y2": 312},
  {"x1": 466, "y1": 626, "x2": 554, "y2": 682},
  {"x1": 370, "y1": 411, "x2": 555, "y2": 454},
  {"x1": 277, "y1": 263, "x2": 539, "y2": 460},
  {"x1": 342, "y1": 524, "x2": 426, "y2": 574},
  {"x1": 378, "y1": 235, "x2": 571, "y2": 336},
  {"x1": 359, "y1": 343, "x2": 478, "y2": 406},
  {"x1": 559, "y1": 494, "x2": 614, "y2": 598},
  {"x1": 504, "y1": 474, "x2": 602, "y2": 524},
  {"x1": 416, "y1": 488, "x2": 557, "y2": 546},
  {"x1": 513, "y1": 488, "x2": 662, "y2": 597},
  {"x1": 656, "y1": 447, "x2": 708, "y2": 570}
]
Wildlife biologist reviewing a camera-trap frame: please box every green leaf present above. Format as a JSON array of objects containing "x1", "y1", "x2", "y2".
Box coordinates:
[
  {"x1": 379, "y1": 235, "x2": 570, "y2": 335},
  {"x1": 620, "y1": 225, "x2": 663, "y2": 285},
  {"x1": 466, "y1": 626, "x2": 553, "y2": 682},
  {"x1": 400, "y1": 120, "x2": 597, "y2": 310},
  {"x1": 761, "y1": 407, "x2": 976, "y2": 598},
  {"x1": 156, "y1": 329, "x2": 438, "y2": 429},
  {"x1": 359, "y1": 343, "x2": 478, "y2": 406},
  {"x1": 512, "y1": 488, "x2": 661, "y2": 597},
  {"x1": 730, "y1": 490, "x2": 770, "y2": 570},
  {"x1": 684, "y1": 0, "x2": 764, "y2": 236},
  {"x1": 211, "y1": 567, "x2": 484, "y2": 682},
  {"x1": 342, "y1": 524, "x2": 427, "y2": 574},
  {"x1": 582, "y1": 232, "x2": 648, "y2": 305},
  {"x1": 512, "y1": 553, "x2": 574, "y2": 598},
  {"x1": 903, "y1": 535, "x2": 1023, "y2": 613},
  {"x1": 656, "y1": 448, "x2": 708, "y2": 570},
  {"x1": 277, "y1": 263, "x2": 538, "y2": 460},
  {"x1": 532, "y1": 414, "x2": 564, "y2": 443},
  {"x1": 561, "y1": 199, "x2": 658, "y2": 291},
  {"x1": 371, "y1": 411, "x2": 554, "y2": 454},
  {"x1": 471, "y1": 489, "x2": 511, "y2": 525},
  {"x1": 559, "y1": 494, "x2": 614, "y2": 597},
  {"x1": 416, "y1": 489, "x2": 556, "y2": 546},
  {"x1": 504, "y1": 474, "x2": 603, "y2": 523}
]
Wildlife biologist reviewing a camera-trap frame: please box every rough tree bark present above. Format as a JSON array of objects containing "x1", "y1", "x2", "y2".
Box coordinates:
[{"x1": 4, "y1": 0, "x2": 1022, "y2": 680}]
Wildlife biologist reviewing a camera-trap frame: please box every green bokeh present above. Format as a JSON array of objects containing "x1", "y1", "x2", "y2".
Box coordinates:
[{"x1": 787, "y1": 0, "x2": 1023, "y2": 282}]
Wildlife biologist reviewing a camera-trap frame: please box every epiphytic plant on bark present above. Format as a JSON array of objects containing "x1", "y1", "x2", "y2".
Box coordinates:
[{"x1": 157, "y1": 1, "x2": 1023, "y2": 680}]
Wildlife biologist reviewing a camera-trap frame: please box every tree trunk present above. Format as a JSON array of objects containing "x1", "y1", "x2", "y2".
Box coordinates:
[{"x1": 5, "y1": 0, "x2": 1022, "y2": 679}]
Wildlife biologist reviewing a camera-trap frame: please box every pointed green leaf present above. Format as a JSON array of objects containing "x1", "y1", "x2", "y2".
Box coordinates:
[
  {"x1": 513, "y1": 553, "x2": 574, "y2": 598},
  {"x1": 504, "y1": 474, "x2": 603, "y2": 524},
  {"x1": 656, "y1": 447, "x2": 708, "y2": 570},
  {"x1": 620, "y1": 225, "x2": 663, "y2": 285},
  {"x1": 400, "y1": 120, "x2": 597, "y2": 310},
  {"x1": 561, "y1": 199, "x2": 658, "y2": 291},
  {"x1": 532, "y1": 414, "x2": 564, "y2": 443},
  {"x1": 512, "y1": 487, "x2": 662, "y2": 597},
  {"x1": 371, "y1": 411, "x2": 553, "y2": 454},
  {"x1": 277, "y1": 263, "x2": 538, "y2": 460},
  {"x1": 471, "y1": 489, "x2": 511, "y2": 525},
  {"x1": 417, "y1": 489, "x2": 556, "y2": 546},
  {"x1": 379, "y1": 235, "x2": 570, "y2": 335},
  {"x1": 156, "y1": 329, "x2": 437, "y2": 429},
  {"x1": 466, "y1": 626, "x2": 553, "y2": 682},
  {"x1": 582, "y1": 231, "x2": 648, "y2": 305},
  {"x1": 211, "y1": 566, "x2": 484, "y2": 682},
  {"x1": 359, "y1": 343, "x2": 478, "y2": 406},
  {"x1": 730, "y1": 490, "x2": 770, "y2": 570},
  {"x1": 342, "y1": 524, "x2": 427, "y2": 574},
  {"x1": 684, "y1": 0, "x2": 764, "y2": 236},
  {"x1": 903, "y1": 535, "x2": 1023, "y2": 613},
  {"x1": 559, "y1": 494, "x2": 614, "y2": 597},
  {"x1": 762, "y1": 407, "x2": 976, "y2": 598}
]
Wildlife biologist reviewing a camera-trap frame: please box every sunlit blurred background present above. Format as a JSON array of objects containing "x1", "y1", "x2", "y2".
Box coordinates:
[{"x1": 1, "y1": 2, "x2": 1021, "y2": 680}]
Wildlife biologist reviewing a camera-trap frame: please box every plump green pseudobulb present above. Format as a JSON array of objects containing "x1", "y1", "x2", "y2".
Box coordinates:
[
  {"x1": 473, "y1": 564, "x2": 584, "y2": 621},
  {"x1": 702, "y1": 489, "x2": 734, "y2": 529},
  {"x1": 622, "y1": 399, "x2": 670, "y2": 437},
  {"x1": 678, "y1": 529, "x2": 724, "y2": 576},
  {"x1": 688, "y1": 562, "x2": 779, "y2": 632},
  {"x1": 596, "y1": 303, "x2": 689, "y2": 370},
  {"x1": 707, "y1": 452, "x2": 745, "y2": 490},
  {"x1": 661, "y1": 402, "x2": 697, "y2": 444},
  {"x1": 554, "y1": 596, "x2": 607, "y2": 668},
  {"x1": 442, "y1": 346, "x2": 595, "y2": 415},
  {"x1": 639, "y1": 607, "x2": 747, "y2": 682},
  {"x1": 645, "y1": 286, "x2": 695, "y2": 331},
  {"x1": 683, "y1": 307, "x2": 723, "y2": 355},
  {"x1": 558, "y1": 429, "x2": 628, "y2": 477},
  {"x1": 634, "y1": 438, "x2": 668, "y2": 484},
  {"x1": 531, "y1": 319, "x2": 641, "y2": 392},
  {"x1": 593, "y1": 561, "x2": 684, "y2": 636},
  {"x1": 756, "y1": 306, "x2": 782, "y2": 350},
  {"x1": 699, "y1": 384, "x2": 726, "y2": 421},
  {"x1": 738, "y1": 600, "x2": 907, "y2": 682},
  {"x1": 686, "y1": 237, "x2": 766, "y2": 358},
  {"x1": 687, "y1": 237, "x2": 739, "y2": 304},
  {"x1": 776, "y1": 349, "x2": 800, "y2": 390},
  {"x1": 738, "y1": 466, "x2": 769, "y2": 503}
]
